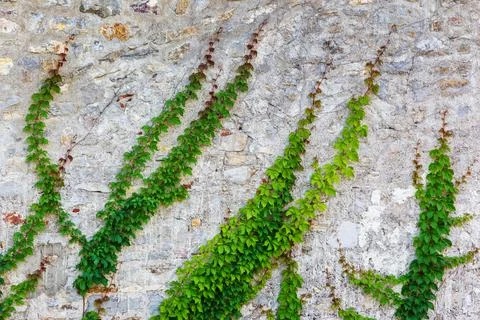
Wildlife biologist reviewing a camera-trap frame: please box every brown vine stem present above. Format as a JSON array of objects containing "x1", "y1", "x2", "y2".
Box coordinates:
[
  {"x1": 82, "y1": 295, "x2": 86, "y2": 318},
  {"x1": 412, "y1": 140, "x2": 423, "y2": 189},
  {"x1": 455, "y1": 163, "x2": 474, "y2": 188},
  {"x1": 48, "y1": 34, "x2": 75, "y2": 76},
  {"x1": 58, "y1": 135, "x2": 77, "y2": 176},
  {"x1": 30, "y1": 256, "x2": 53, "y2": 279},
  {"x1": 364, "y1": 25, "x2": 396, "y2": 96},
  {"x1": 325, "y1": 268, "x2": 341, "y2": 312}
]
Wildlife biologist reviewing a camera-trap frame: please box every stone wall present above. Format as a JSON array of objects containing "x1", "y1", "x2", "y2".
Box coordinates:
[{"x1": 1, "y1": 0, "x2": 479, "y2": 319}]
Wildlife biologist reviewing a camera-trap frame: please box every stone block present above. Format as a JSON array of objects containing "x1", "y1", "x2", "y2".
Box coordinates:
[
  {"x1": 80, "y1": 0, "x2": 121, "y2": 18},
  {"x1": 223, "y1": 166, "x2": 250, "y2": 184},
  {"x1": 219, "y1": 133, "x2": 248, "y2": 152},
  {"x1": 0, "y1": 18, "x2": 19, "y2": 33}
]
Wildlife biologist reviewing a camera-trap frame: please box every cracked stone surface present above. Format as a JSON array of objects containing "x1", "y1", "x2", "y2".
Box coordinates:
[{"x1": 0, "y1": 0, "x2": 479, "y2": 319}]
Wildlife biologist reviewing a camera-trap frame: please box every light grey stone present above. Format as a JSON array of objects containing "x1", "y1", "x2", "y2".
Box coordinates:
[
  {"x1": 223, "y1": 166, "x2": 250, "y2": 184},
  {"x1": 79, "y1": 0, "x2": 121, "y2": 18},
  {"x1": 0, "y1": 95, "x2": 20, "y2": 109},
  {"x1": 218, "y1": 133, "x2": 248, "y2": 152},
  {"x1": 0, "y1": 181, "x2": 23, "y2": 197},
  {"x1": 44, "y1": 0, "x2": 72, "y2": 6},
  {"x1": 415, "y1": 36, "x2": 445, "y2": 54},
  {"x1": 224, "y1": 152, "x2": 256, "y2": 166},
  {"x1": 338, "y1": 221, "x2": 359, "y2": 248},
  {"x1": 391, "y1": 186, "x2": 415, "y2": 204},
  {"x1": 0, "y1": 18, "x2": 19, "y2": 33},
  {"x1": 18, "y1": 56, "x2": 40, "y2": 70},
  {"x1": 130, "y1": 0, "x2": 159, "y2": 15},
  {"x1": 39, "y1": 243, "x2": 68, "y2": 297},
  {"x1": 75, "y1": 182, "x2": 109, "y2": 193},
  {"x1": 349, "y1": 0, "x2": 374, "y2": 4}
]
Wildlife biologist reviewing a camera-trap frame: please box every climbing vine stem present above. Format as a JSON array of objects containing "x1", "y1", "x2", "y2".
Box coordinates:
[
  {"x1": 334, "y1": 110, "x2": 478, "y2": 320},
  {"x1": 155, "y1": 38, "x2": 385, "y2": 319},
  {"x1": 96, "y1": 28, "x2": 222, "y2": 220},
  {"x1": 276, "y1": 255, "x2": 303, "y2": 320},
  {"x1": 73, "y1": 21, "x2": 268, "y2": 296},
  {"x1": 0, "y1": 36, "x2": 85, "y2": 297},
  {"x1": 0, "y1": 257, "x2": 52, "y2": 319},
  {"x1": 154, "y1": 56, "x2": 327, "y2": 320}
]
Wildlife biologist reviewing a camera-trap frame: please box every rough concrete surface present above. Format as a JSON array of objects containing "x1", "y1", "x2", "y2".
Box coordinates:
[{"x1": 0, "y1": 0, "x2": 479, "y2": 319}]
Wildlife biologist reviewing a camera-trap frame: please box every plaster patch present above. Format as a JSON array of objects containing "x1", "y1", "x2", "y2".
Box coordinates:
[
  {"x1": 391, "y1": 186, "x2": 416, "y2": 204},
  {"x1": 0, "y1": 57, "x2": 13, "y2": 75},
  {"x1": 338, "y1": 221, "x2": 359, "y2": 248}
]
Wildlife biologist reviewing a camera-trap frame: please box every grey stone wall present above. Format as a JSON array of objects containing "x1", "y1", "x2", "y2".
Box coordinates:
[{"x1": 1, "y1": 0, "x2": 479, "y2": 319}]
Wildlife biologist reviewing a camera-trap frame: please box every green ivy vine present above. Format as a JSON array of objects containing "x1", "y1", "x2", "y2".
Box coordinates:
[
  {"x1": 81, "y1": 311, "x2": 101, "y2": 320},
  {"x1": 73, "y1": 22, "x2": 267, "y2": 296},
  {"x1": 334, "y1": 110, "x2": 478, "y2": 320},
  {"x1": 0, "y1": 36, "x2": 84, "y2": 309},
  {"x1": 153, "y1": 41, "x2": 386, "y2": 319},
  {"x1": 276, "y1": 256, "x2": 303, "y2": 320},
  {"x1": 96, "y1": 29, "x2": 222, "y2": 220},
  {"x1": 0, "y1": 23, "x2": 263, "y2": 319},
  {"x1": 0, "y1": 74, "x2": 64, "y2": 284},
  {"x1": 0, "y1": 258, "x2": 51, "y2": 320},
  {"x1": 152, "y1": 64, "x2": 323, "y2": 320}
]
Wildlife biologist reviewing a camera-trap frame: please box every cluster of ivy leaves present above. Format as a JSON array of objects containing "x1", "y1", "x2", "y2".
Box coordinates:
[
  {"x1": 0, "y1": 272, "x2": 41, "y2": 320},
  {"x1": 0, "y1": 69, "x2": 86, "y2": 314},
  {"x1": 276, "y1": 256, "x2": 303, "y2": 320},
  {"x1": 338, "y1": 308, "x2": 375, "y2": 320},
  {"x1": 153, "y1": 44, "x2": 384, "y2": 319},
  {"x1": 335, "y1": 111, "x2": 478, "y2": 320},
  {"x1": 73, "y1": 24, "x2": 265, "y2": 296},
  {"x1": 96, "y1": 29, "x2": 222, "y2": 220},
  {"x1": 0, "y1": 23, "x2": 263, "y2": 318},
  {"x1": 81, "y1": 311, "x2": 101, "y2": 320},
  {"x1": 153, "y1": 78, "x2": 321, "y2": 319},
  {"x1": 0, "y1": 258, "x2": 51, "y2": 319},
  {"x1": 0, "y1": 30, "x2": 217, "y2": 317}
]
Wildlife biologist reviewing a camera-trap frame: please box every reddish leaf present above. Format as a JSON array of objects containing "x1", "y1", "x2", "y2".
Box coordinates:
[
  {"x1": 220, "y1": 129, "x2": 232, "y2": 137},
  {"x1": 3, "y1": 212, "x2": 25, "y2": 225},
  {"x1": 182, "y1": 182, "x2": 193, "y2": 189}
]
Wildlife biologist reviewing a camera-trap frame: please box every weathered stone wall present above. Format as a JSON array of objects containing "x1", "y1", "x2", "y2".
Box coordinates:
[{"x1": 1, "y1": 0, "x2": 479, "y2": 319}]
